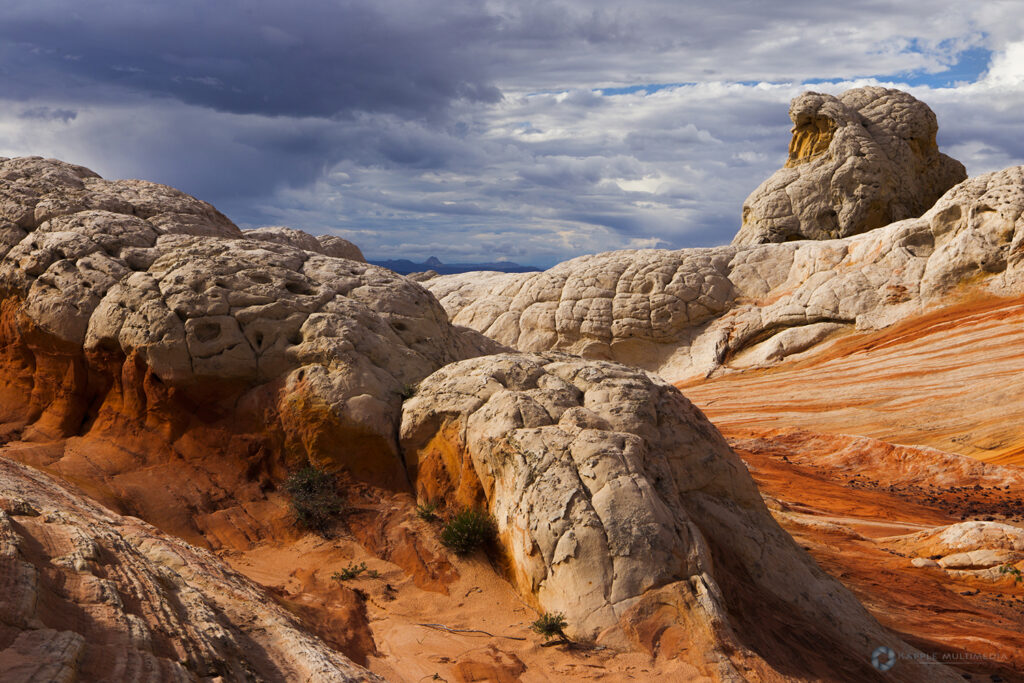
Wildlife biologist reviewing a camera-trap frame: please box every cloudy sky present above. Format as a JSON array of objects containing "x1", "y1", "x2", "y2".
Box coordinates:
[{"x1": 2, "y1": 1, "x2": 1023, "y2": 267}]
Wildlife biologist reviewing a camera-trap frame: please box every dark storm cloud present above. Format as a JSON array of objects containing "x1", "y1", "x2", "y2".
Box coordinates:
[
  {"x1": 18, "y1": 106, "x2": 76, "y2": 122},
  {"x1": 0, "y1": 0, "x2": 995, "y2": 119},
  {"x1": 0, "y1": 0, "x2": 502, "y2": 118}
]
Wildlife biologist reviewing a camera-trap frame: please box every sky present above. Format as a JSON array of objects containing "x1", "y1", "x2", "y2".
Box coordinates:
[{"x1": 2, "y1": 1, "x2": 1023, "y2": 268}]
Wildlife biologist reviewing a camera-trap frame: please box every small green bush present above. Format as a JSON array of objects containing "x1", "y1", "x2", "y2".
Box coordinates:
[
  {"x1": 999, "y1": 563, "x2": 1023, "y2": 585},
  {"x1": 530, "y1": 612, "x2": 568, "y2": 641},
  {"x1": 333, "y1": 562, "x2": 367, "y2": 581},
  {"x1": 283, "y1": 465, "x2": 344, "y2": 533},
  {"x1": 332, "y1": 561, "x2": 380, "y2": 582},
  {"x1": 416, "y1": 500, "x2": 439, "y2": 522},
  {"x1": 440, "y1": 507, "x2": 497, "y2": 555}
]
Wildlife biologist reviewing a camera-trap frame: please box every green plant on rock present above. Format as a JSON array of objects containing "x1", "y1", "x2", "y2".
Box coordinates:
[
  {"x1": 530, "y1": 612, "x2": 569, "y2": 642},
  {"x1": 999, "y1": 563, "x2": 1023, "y2": 585},
  {"x1": 440, "y1": 507, "x2": 497, "y2": 556},
  {"x1": 416, "y1": 500, "x2": 439, "y2": 522},
  {"x1": 333, "y1": 562, "x2": 367, "y2": 581},
  {"x1": 283, "y1": 465, "x2": 344, "y2": 534},
  {"x1": 332, "y1": 561, "x2": 380, "y2": 582}
]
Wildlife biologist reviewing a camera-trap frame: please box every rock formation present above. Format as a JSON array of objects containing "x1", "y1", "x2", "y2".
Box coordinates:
[
  {"x1": 0, "y1": 156, "x2": 499, "y2": 502},
  {"x1": 2, "y1": 133, "x2": 1020, "y2": 680},
  {"x1": 733, "y1": 86, "x2": 966, "y2": 245},
  {"x1": 684, "y1": 291, "x2": 1024, "y2": 467},
  {"x1": 0, "y1": 455, "x2": 379, "y2": 682},
  {"x1": 893, "y1": 521, "x2": 1024, "y2": 574},
  {"x1": 425, "y1": 164, "x2": 1024, "y2": 383},
  {"x1": 401, "y1": 352, "x2": 959, "y2": 681},
  {"x1": 244, "y1": 226, "x2": 366, "y2": 262}
]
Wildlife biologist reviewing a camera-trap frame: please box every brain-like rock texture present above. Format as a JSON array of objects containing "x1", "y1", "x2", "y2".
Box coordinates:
[
  {"x1": 244, "y1": 226, "x2": 366, "y2": 262},
  {"x1": 0, "y1": 456, "x2": 379, "y2": 682},
  {"x1": 400, "y1": 352, "x2": 959, "y2": 681},
  {"x1": 0, "y1": 157, "x2": 497, "y2": 534},
  {"x1": 427, "y1": 165, "x2": 1024, "y2": 382},
  {"x1": 733, "y1": 86, "x2": 966, "y2": 245}
]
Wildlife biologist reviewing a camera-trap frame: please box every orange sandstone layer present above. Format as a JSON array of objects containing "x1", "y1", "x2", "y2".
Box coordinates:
[
  {"x1": 727, "y1": 429, "x2": 1024, "y2": 681},
  {"x1": 676, "y1": 297, "x2": 1024, "y2": 679},
  {"x1": 681, "y1": 294, "x2": 1024, "y2": 466}
]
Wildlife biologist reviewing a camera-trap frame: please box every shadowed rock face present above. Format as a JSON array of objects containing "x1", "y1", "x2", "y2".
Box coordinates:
[
  {"x1": 400, "y1": 352, "x2": 961, "y2": 681},
  {"x1": 0, "y1": 456, "x2": 380, "y2": 682},
  {"x1": 733, "y1": 86, "x2": 966, "y2": 245}
]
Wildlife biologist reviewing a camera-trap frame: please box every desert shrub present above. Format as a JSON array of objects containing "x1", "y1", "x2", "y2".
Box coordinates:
[
  {"x1": 416, "y1": 500, "x2": 439, "y2": 522},
  {"x1": 332, "y1": 561, "x2": 380, "y2": 582},
  {"x1": 440, "y1": 507, "x2": 497, "y2": 555},
  {"x1": 1000, "y1": 564, "x2": 1023, "y2": 585},
  {"x1": 530, "y1": 612, "x2": 568, "y2": 641},
  {"x1": 333, "y1": 562, "x2": 367, "y2": 581},
  {"x1": 283, "y1": 465, "x2": 343, "y2": 533}
]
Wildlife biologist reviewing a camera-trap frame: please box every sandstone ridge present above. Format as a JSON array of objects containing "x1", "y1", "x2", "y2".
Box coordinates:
[{"x1": 426, "y1": 164, "x2": 1024, "y2": 382}]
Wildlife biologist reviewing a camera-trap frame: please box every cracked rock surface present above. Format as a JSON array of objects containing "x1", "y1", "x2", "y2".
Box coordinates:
[
  {"x1": 400, "y1": 352, "x2": 960, "y2": 681},
  {"x1": 426, "y1": 165, "x2": 1024, "y2": 381},
  {"x1": 0, "y1": 156, "x2": 498, "y2": 474},
  {"x1": 734, "y1": 86, "x2": 966, "y2": 245}
]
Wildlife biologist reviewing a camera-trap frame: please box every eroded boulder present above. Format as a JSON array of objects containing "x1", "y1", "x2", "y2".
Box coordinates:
[
  {"x1": 400, "y1": 352, "x2": 959, "y2": 681},
  {"x1": 0, "y1": 156, "x2": 497, "y2": 492},
  {"x1": 733, "y1": 86, "x2": 966, "y2": 245},
  {"x1": 891, "y1": 521, "x2": 1024, "y2": 577}
]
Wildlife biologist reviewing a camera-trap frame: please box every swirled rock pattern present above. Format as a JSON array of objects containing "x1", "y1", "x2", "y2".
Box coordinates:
[
  {"x1": 426, "y1": 165, "x2": 1024, "y2": 382},
  {"x1": 733, "y1": 86, "x2": 966, "y2": 245},
  {"x1": 400, "y1": 352, "x2": 960, "y2": 681},
  {"x1": 0, "y1": 156, "x2": 497, "y2": 488},
  {"x1": 0, "y1": 456, "x2": 380, "y2": 682}
]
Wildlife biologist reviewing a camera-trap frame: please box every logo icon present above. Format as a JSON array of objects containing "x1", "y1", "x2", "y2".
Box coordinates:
[{"x1": 872, "y1": 645, "x2": 896, "y2": 672}]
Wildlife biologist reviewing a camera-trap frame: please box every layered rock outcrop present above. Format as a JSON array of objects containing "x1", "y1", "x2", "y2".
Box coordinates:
[
  {"x1": 401, "y1": 352, "x2": 959, "y2": 681},
  {"x1": 685, "y1": 293, "x2": 1024, "y2": 466},
  {"x1": 426, "y1": 165, "x2": 1024, "y2": 382},
  {"x1": 0, "y1": 456, "x2": 379, "y2": 682},
  {"x1": 727, "y1": 429, "x2": 1024, "y2": 679},
  {"x1": 733, "y1": 86, "x2": 966, "y2": 245}
]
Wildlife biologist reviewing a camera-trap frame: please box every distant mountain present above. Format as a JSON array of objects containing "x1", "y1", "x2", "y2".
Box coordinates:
[{"x1": 370, "y1": 256, "x2": 542, "y2": 276}]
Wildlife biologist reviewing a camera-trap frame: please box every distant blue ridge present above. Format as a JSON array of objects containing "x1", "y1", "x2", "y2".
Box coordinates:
[{"x1": 371, "y1": 256, "x2": 542, "y2": 276}]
